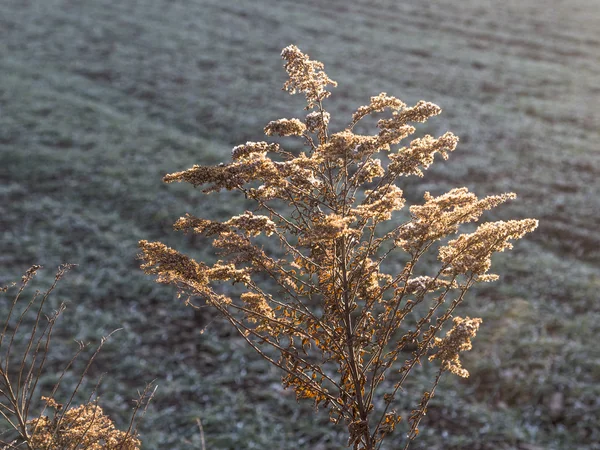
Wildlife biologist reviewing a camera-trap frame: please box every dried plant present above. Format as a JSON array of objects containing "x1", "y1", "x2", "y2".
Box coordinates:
[
  {"x1": 0, "y1": 265, "x2": 150, "y2": 449},
  {"x1": 139, "y1": 45, "x2": 537, "y2": 449}
]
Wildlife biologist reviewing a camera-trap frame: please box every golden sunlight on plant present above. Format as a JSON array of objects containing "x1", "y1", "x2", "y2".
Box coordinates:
[{"x1": 139, "y1": 45, "x2": 538, "y2": 450}]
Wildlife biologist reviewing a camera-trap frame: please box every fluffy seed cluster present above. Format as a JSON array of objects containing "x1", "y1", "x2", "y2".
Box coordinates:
[
  {"x1": 396, "y1": 188, "x2": 518, "y2": 253},
  {"x1": 164, "y1": 154, "x2": 281, "y2": 193},
  {"x1": 225, "y1": 211, "x2": 277, "y2": 237},
  {"x1": 351, "y1": 158, "x2": 385, "y2": 185},
  {"x1": 319, "y1": 131, "x2": 380, "y2": 162},
  {"x1": 264, "y1": 118, "x2": 307, "y2": 136},
  {"x1": 139, "y1": 240, "x2": 209, "y2": 290},
  {"x1": 404, "y1": 276, "x2": 457, "y2": 296},
  {"x1": 305, "y1": 110, "x2": 331, "y2": 133},
  {"x1": 28, "y1": 400, "x2": 140, "y2": 450},
  {"x1": 281, "y1": 44, "x2": 337, "y2": 108},
  {"x1": 206, "y1": 262, "x2": 252, "y2": 284},
  {"x1": 173, "y1": 215, "x2": 228, "y2": 235},
  {"x1": 352, "y1": 92, "x2": 405, "y2": 125},
  {"x1": 376, "y1": 124, "x2": 416, "y2": 147},
  {"x1": 241, "y1": 292, "x2": 275, "y2": 323},
  {"x1": 389, "y1": 132, "x2": 459, "y2": 177},
  {"x1": 378, "y1": 100, "x2": 441, "y2": 129},
  {"x1": 439, "y1": 219, "x2": 539, "y2": 275},
  {"x1": 301, "y1": 214, "x2": 355, "y2": 244},
  {"x1": 231, "y1": 141, "x2": 279, "y2": 161},
  {"x1": 429, "y1": 317, "x2": 483, "y2": 377},
  {"x1": 354, "y1": 185, "x2": 405, "y2": 222}
]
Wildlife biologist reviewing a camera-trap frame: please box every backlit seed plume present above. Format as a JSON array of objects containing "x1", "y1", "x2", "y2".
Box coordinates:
[
  {"x1": 306, "y1": 110, "x2": 331, "y2": 132},
  {"x1": 438, "y1": 219, "x2": 539, "y2": 275},
  {"x1": 225, "y1": 211, "x2": 277, "y2": 237},
  {"x1": 429, "y1": 317, "x2": 483, "y2": 378},
  {"x1": 232, "y1": 141, "x2": 279, "y2": 160},
  {"x1": 352, "y1": 92, "x2": 406, "y2": 126},
  {"x1": 281, "y1": 44, "x2": 337, "y2": 108},
  {"x1": 264, "y1": 118, "x2": 307, "y2": 136},
  {"x1": 378, "y1": 100, "x2": 442, "y2": 129},
  {"x1": 389, "y1": 132, "x2": 459, "y2": 177}
]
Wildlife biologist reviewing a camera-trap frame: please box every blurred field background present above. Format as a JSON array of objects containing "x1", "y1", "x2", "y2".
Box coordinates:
[{"x1": 1, "y1": 0, "x2": 599, "y2": 449}]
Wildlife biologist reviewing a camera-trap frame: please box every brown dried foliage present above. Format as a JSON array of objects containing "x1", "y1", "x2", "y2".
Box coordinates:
[
  {"x1": 0, "y1": 266, "x2": 150, "y2": 449},
  {"x1": 27, "y1": 398, "x2": 141, "y2": 450},
  {"x1": 139, "y1": 45, "x2": 537, "y2": 450}
]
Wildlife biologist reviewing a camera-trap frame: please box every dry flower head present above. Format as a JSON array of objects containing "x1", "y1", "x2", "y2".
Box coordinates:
[{"x1": 28, "y1": 399, "x2": 141, "y2": 450}]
